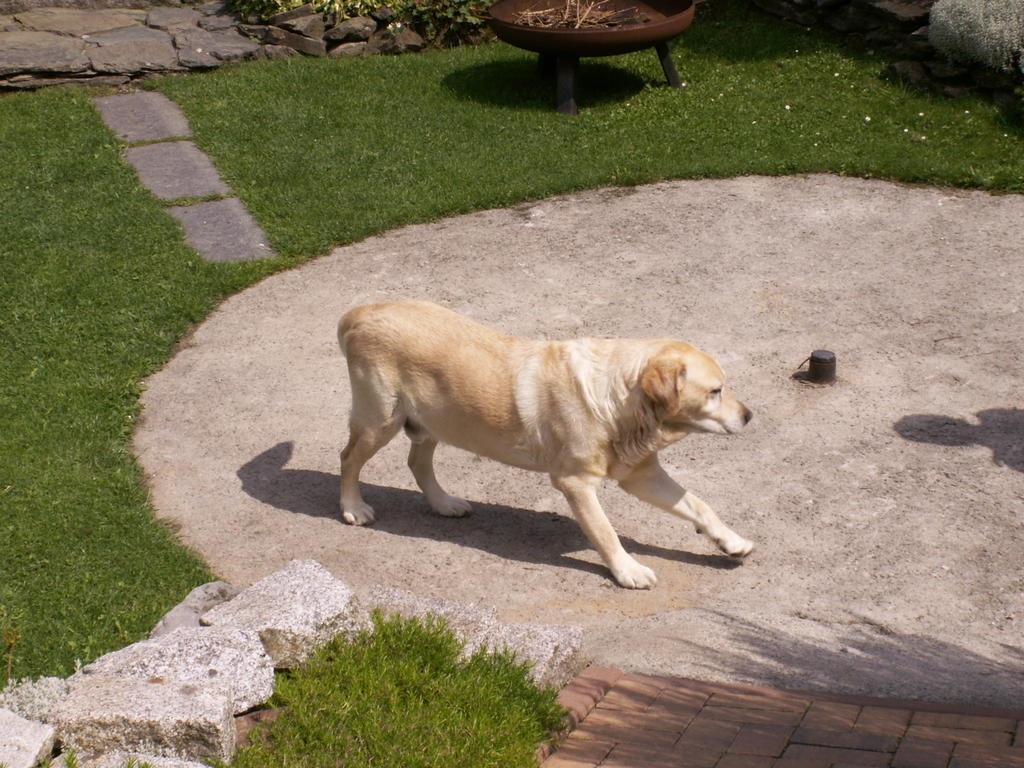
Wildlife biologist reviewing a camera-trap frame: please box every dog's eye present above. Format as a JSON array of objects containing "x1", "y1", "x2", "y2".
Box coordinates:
[{"x1": 710, "y1": 388, "x2": 722, "y2": 397}]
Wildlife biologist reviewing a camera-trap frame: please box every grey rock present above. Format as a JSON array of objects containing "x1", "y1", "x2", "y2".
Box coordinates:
[
  {"x1": 889, "y1": 59, "x2": 932, "y2": 90},
  {"x1": 237, "y1": 22, "x2": 268, "y2": 39},
  {"x1": 938, "y1": 83, "x2": 974, "y2": 99},
  {"x1": 262, "y1": 25, "x2": 325, "y2": 55},
  {"x1": 13, "y1": 8, "x2": 144, "y2": 36},
  {"x1": 393, "y1": 27, "x2": 423, "y2": 52},
  {"x1": 364, "y1": 28, "x2": 397, "y2": 54},
  {"x1": 167, "y1": 197, "x2": 276, "y2": 262},
  {"x1": 327, "y1": 40, "x2": 364, "y2": 56},
  {"x1": 278, "y1": 13, "x2": 324, "y2": 39},
  {"x1": 146, "y1": 6, "x2": 201, "y2": 30},
  {"x1": 259, "y1": 42, "x2": 296, "y2": 58},
  {"x1": 824, "y1": 4, "x2": 880, "y2": 33},
  {"x1": 0, "y1": 30, "x2": 88, "y2": 75},
  {"x1": 92, "y1": 91, "x2": 191, "y2": 141},
  {"x1": 194, "y1": 0, "x2": 230, "y2": 16},
  {"x1": 201, "y1": 27, "x2": 261, "y2": 60},
  {"x1": 268, "y1": 2, "x2": 314, "y2": 25},
  {"x1": 1, "y1": 72, "x2": 128, "y2": 88},
  {"x1": 50, "y1": 675, "x2": 235, "y2": 763},
  {"x1": 369, "y1": 5, "x2": 395, "y2": 23},
  {"x1": 876, "y1": 24, "x2": 932, "y2": 60},
  {"x1": 87, "y1": 36, "x2": 181, "y2": 73},
  {"x1": 173, "y1": 27, "x2": 260, "y2": 67},
  {"x1": 76, "y1": 626, "x2": 273, "y2": 714},
  {"x1": 126, "y1": 140, "x2": 231, "y2": 199},
  {"x1": 0, "y1": 707, "x2": 55, "y2": 768},
  {"x1": 1, "y1": 0, "x2": 143, "y2": 12},
  {"x1": 197, "y1": 13, "x2": 238, "y2": 31},
  {"x1": 84, "y1": 24, "x2": 171, "y2": 45},
  {"x1": 324, "y1": 15, "x2": 375, "y2": 43},
  {"x1": 201, "y1": 559, "x2": 369, "y2": 666},
  {"x1": 487, "y1": 621, "x2": 585, "y2": 689},
  {"x1": 925, "y1": 58, "x2": 969, "y2": 80},
  {"x1": 857, "y1": 0, "x2": 929, "y2": 27},
  {"x1": 151, "y1": 581, "x2": 242, "y2": 638},
  {"x1": 368, "y1": 587, "x2": 584, "y2": 688},
  {"x1": 369, "y1": 586, "x2": 500, "y2": 638}
]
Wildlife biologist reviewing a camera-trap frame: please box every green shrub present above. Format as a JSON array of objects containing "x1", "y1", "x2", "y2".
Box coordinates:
[
  {"x1": 227, "y1": 0, "x2": 486, "y2": 42},
  {"x1": 394, "y1": 0, "x2": 487, "y2": 46},
  {"x1": 228, "y1": 0, "x2": 375, "y2": 23},
  {"x1": 929, "y1": 0, "x2": 1024, "y2": 72}
]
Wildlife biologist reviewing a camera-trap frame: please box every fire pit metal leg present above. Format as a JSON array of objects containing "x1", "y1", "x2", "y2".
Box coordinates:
[
  {"x1": 556, "y1": 55, "x2": 578, "y2": 116},
  {"x1": 655, "y1": 41, "x2": 681, "y2": 88}
]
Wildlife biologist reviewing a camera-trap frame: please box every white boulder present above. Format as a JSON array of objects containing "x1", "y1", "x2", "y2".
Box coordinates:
[
  {"x1": 200, "y1": 559, "x2": 370, "y2": 668},
  {"x1": 76, "y1": 625, "x2": 274, "y2": 714}
]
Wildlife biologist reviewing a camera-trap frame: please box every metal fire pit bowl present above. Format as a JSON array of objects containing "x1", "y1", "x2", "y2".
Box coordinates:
[{"x1": 487, "y1": 0, "x2": 695, "y2": 114}]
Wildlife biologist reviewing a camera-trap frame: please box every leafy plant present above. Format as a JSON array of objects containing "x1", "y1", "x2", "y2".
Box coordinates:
[
  {"x1": 394, "y1": 0, "x2": 487, "y2": 46},
  {"x1": 227, "y1": 0, "x2": 359, "y2": 23},
  {"x1": 929, "y1": 0, "x2": 1024, "y2": 72}
]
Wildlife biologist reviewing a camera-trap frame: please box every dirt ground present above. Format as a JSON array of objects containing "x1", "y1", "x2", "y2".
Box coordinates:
[{"x1": 134, "y1": 174, "x2": 1024, "y2": 710}]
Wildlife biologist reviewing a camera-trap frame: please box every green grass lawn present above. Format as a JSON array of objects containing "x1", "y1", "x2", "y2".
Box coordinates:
[
  {"x1": 0, "y1": 86, "x2": 275, "y2": 679},
  {"x1": 152, "y1": 4, "x2": 1022, "y2": 259},
  {"x1": 1, "y1": 0, "x2": 1022, "y2": 749}
]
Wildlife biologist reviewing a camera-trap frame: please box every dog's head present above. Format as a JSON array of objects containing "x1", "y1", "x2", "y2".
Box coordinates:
[{"x1": 640, "y1": 342, "x2": 752, "y2": 435}]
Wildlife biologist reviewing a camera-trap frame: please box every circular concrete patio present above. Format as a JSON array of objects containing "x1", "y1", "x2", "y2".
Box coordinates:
[{"x1": 134, "y1": 174, "x2": 1024, "y2": 709}]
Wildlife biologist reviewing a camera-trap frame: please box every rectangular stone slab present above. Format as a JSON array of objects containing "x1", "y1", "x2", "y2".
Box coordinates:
[
  {"x1": 50, "y1": 675, "x2": 235, "y2": 763},
  {"x1": 75, "y1": 626, "x2": 275, "y2": 714},
  {"x1": 0, "y1": 708, "x2": 56, "y2": 768},
  {"x1": 168, "y1": 197, "x2": 275, "y2": 262},
  {"x1": 125, "y1": 141, "x2": 230, "y2": 200},
  {"x1": 93, "y1": 91, "x2": 191, "y2": 142}
]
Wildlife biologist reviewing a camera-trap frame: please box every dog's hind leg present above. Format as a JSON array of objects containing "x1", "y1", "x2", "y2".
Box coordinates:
[
  {"x1": 340, "y1": 363, "x2": 403, "y2": 525},
  {"x1": 406, "y1": 426, "x2": 472, "y2": 518},
  {"x1": 340, "y1": 418, "x2": 402, "y2": 525},
  {"x1": 552, "y1": 473, "x2": 658, "y2": 589},
  {"x1": 618, "y1": 456, "x2": 754, "y2": 559}
]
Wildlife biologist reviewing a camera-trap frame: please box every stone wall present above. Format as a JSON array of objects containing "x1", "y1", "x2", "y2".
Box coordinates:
[
  {"x1": 746, "y1": 0, "x2": 1022, "y2": 107},
  {"x1": 0, "y1": 2, "x2": 424, "y2": 90}
]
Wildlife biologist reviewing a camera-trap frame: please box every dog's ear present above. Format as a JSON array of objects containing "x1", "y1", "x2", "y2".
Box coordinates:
[{"x1": 640, "y1": 356, "x2": 685, "y2": 416}]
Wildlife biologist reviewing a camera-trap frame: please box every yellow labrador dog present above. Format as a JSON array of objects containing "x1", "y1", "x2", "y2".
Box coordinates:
[{"x1": 338, "y1": 300, "x2": 753, "y2": 589}]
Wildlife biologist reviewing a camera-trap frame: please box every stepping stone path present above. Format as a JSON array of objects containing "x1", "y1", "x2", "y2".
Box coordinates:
[{"x1": 94, "y1": 90, "x2": 275, "y2": 261}]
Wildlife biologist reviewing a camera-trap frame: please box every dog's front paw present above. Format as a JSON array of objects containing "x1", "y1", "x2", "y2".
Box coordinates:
[
  {"x1": 429, "y1": 494, "x2": 472, "y2": 518},
  {"x1": 611, "y1": 558, "x2": 658, "y2": 589},
  {"x1": 341, "y1": 500, "x2": 376, "y2": 526},
  {"x1": 718, "y1": 534, "x2": 754, "y2": 560}
]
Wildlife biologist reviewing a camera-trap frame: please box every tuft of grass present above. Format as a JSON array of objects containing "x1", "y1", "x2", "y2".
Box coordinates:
[{"x1": 232, "y1": 613, "x2": 566, "y2": 768}]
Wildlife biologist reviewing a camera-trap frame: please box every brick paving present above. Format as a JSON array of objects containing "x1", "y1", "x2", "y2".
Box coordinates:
[{"x1": 540, "y1": 667, "x2": 1024, "y2": 768}]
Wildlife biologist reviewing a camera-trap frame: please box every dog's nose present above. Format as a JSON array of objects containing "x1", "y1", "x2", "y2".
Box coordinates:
[{"x1": 742, "y1": 406, "x2": 753, "y2": 425}]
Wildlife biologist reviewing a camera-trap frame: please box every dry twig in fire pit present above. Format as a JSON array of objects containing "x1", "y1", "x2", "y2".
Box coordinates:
[{"x1": 513, "y1": 0, "x2": 648, "y2": 28}]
